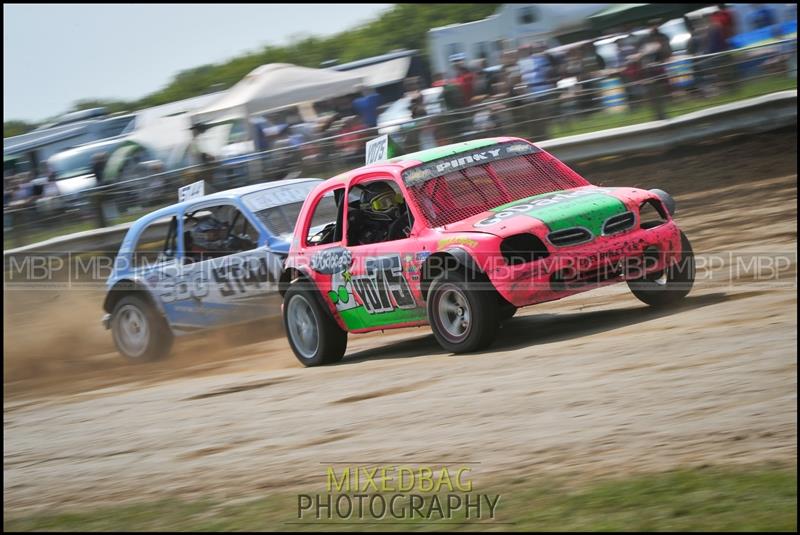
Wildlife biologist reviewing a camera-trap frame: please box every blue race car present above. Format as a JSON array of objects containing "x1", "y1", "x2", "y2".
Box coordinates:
[{"x1": 102, "y1": 178, "x2": 323, "y2": 361}]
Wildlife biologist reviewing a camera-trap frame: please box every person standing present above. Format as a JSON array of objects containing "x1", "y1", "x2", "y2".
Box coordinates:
[
  {"x1": 454, "y1": 62, "x2": 475, "y2": 107},
  {"x1": 90, "y1": 152, "x2": 109, "y2": 227},
  {"x1": 353, "y1": 86, "x2": 382, "y2": 129},
  {"x1": 638, "y1": 25, "x2": 672, "y2": 120},
  {"x1": 711, "y1": 4, "x2": 736, "y2": 44},
  {"x1": 749, "y1": 3, "x2": 777, "y2": 30}
]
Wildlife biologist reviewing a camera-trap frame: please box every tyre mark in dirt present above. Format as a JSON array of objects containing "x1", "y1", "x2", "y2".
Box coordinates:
[
  {"x1": 6, "y1": 449, "x2": 140, "y2": 469},
  {"x1": 182, "y1": 377, "x2": 293, "y2": 401},
  {"x1": 297, "y1": 432, "x2": 356, "y2": 447},
  {"x1": 331, "y1": 380, "x2": 440, "y2": 404}
]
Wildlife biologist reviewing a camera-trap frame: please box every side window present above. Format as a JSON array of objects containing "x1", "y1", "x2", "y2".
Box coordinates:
[
  {"x1": 306, "y1": 188, "x2": 345, "y2": 246},
  {"x1": 474, "y1": 42, "x2": 489, "y2": 61},
  {"x1": 346, "y1": 180, "x2": 414, "y2": 246},
  {"x1": 446, "y1": 43, "x2": 464, "y2": 58},
  {"x1": 230, "y1": 209, "x2": 259, "y2": 245},
  {"x1": 182, "y1": 204, "x2": 258, "y2": 263},
  {"x1": 133, "y1": 216, "x2": 177, "y2": 269},
  {"x1": 518, "y1": 6, "x2": 538, "y2": 25}
]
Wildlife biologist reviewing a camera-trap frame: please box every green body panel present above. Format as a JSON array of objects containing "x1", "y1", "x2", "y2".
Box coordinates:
[
  {"x1": 337, "y1": 305, "x2": 427, "y2": 330},
  {"x1": 490, "y1": 190, "x2": 627, "y2": 235},
  {"x1": 390, "y1": 138, "x2": 501, "y2": 164}
]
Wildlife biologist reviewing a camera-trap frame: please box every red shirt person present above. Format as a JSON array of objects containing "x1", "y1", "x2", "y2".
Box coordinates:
[
  {"x1": 710, "y1": 3, "x2": 736, "y2": 43},
  {"x1": 454, "y1": 64, "x2": 475, "y2": 106}
]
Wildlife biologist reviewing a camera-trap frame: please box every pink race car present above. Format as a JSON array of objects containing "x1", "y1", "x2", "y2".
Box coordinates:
[{"x1": 280, "y1": 137, "x2": 694, "y2": 366}]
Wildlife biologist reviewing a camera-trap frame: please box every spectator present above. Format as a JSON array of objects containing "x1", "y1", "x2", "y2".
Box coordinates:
[
  {"x1": 89, "y1": 152, "x2": 109, "y2": 227},
  {"x1": 711, "y1": 4, "x2": 736, "y2": 44},
  {"x1": 44, "y1": 167, "x2": 59, "y2": 197},
  {"x1": 621, "y1": 53, "x2": 645, "y2": 108},
  {"x1": 749, "y1": 3, "x2": 777, "y2": 30},
  {"x1": 352, "y1": 86, "x2": 382, "y2": 129},
  {"x1": 3, "y1": 180, "x2": 13, "y2": 208},
  {"x1": 638, "y1": 25, "x2": 673, "y2": 120},
  {"x1": 505, "y1": 71, "x2": 526, "y2": 101},
  {"x1": 617, "y1": 24, "x2": 640, "y2": 63},
  {"x1": 403, "y1": 75, "x2": 422, "y2": 96},
  {"x1": 517, "y1": 43, "x2": 535, "y2": 80},
  {"x1": 91, "y1": 152, "x2": 108, "y2": 186},
  {"x1": 334, "y1": 115, "x2": 367, "y2": 163},
  {"x1": 471, "y1": 58, "x2": 490, "y2": 99},
  {"x1": 410, "y1": 94, "x2": 437, "y2": 150},
  {"x1": 520, "y1": 42, "x2": 557, "y2": 95},
  {"x1": 705, "y1": 13, "x2": 728, "y2": 53},
  {"x1": 454, "y1": 62, "x2": 475, "y2": 106},
  {"x1": 501, "y1": 49, "x2": 521, "y2": 82},
  {"x1": 249, "y1": 115, "x2": 268, "y2": 152},
  {"x1": 29, "y1": 170, "x2": 45, "y2": 200},
  {"x1": 186, "y1": 123, "x2": 209, "y2": 166},
  {"x1": 430, "y1": 72, "x2": 447, "y2": 88}
]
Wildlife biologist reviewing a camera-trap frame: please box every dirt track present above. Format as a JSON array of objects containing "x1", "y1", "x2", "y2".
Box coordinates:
[{"x1": 3, "y1": 130, "x2": 797, "y2": 513}]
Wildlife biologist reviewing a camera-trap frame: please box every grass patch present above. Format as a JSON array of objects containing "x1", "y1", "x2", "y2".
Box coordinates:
[
  {"x1": 4, "y1": 464, "x2": 796, "y2": 531},
  {"x1": 549, "y1": 74, "x2": 797, "y2": 138}
]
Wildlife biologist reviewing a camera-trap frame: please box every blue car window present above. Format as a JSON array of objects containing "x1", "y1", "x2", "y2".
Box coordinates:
[{"x1": 133, "y1": 216, "x2": 177, "y2": 269}]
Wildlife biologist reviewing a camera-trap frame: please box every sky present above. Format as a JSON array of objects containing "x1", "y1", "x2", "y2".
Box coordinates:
[{"x1": 3, "y1": 3, "x2": 393, "y2": 123}]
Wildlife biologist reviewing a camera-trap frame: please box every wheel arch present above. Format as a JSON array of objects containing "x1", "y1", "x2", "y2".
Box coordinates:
[
  {"x1": 103, "y1": 279, "x2": 164, "y2": 317},
  {"x1": 279, "y1": 266, "x2": 313, "y2": 297},
  {"x1": 420, "y1": 247, "x2": 488, "y2": 301},
  {"x1": 280, "y1": 266, "x2": 347, "y2": 330}
]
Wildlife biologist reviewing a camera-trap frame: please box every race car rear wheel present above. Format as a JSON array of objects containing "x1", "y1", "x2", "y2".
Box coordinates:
[
  {"x1": 628, "y1": 230, "x2": 695, "y2": 307},
  {"x1": 498, "y1": 300, "x2": 517, "y2": 322},
  {"x1": 283, "y1": 283, "x2": 347, "y2": 367},
  {"x1": 111, "y1": 294, "x2": 173, "y2": 362},
  {"x1": 427, "y1": 269, "x2": 499, "y2": 353}
]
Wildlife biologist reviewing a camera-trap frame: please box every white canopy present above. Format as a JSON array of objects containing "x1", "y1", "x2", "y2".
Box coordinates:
[
  {"x1": 335, "y1": 56, "x2": 412, "y2": 88},
  {"x1": 190, "y1": 63, "x2": 364, "y2": 126}
]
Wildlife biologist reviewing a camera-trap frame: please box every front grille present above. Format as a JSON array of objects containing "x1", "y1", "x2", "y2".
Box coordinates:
[
  {"x1": 602, "y1": 211, "x2": 635, "y2": 235},
  {"x1": 551, "y1": 256, "x2": 644, "y2": 291},
  {"x1": 547, "y1": 227, "x2": 593, "y2": 247}
]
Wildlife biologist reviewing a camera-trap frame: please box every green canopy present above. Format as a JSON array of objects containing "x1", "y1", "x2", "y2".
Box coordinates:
[{"x1": 588, "y1": 3, "x2": 703, "y2": 32}]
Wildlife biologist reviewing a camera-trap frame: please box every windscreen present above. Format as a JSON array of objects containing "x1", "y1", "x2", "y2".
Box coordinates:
[
  {"x1": 402, "y1": 142, "x2": 590, "y2": 228},
  {"x1": 242, "y1": 180, "x2": 320, "y2": 237}
]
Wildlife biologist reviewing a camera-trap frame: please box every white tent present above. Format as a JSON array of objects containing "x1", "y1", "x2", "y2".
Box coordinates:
[{"x1": 190, "y1": 63, "x2": 365, "y2": 126}]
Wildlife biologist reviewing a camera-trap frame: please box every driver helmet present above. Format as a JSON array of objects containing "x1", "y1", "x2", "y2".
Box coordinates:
[
  {"x1": 359, "y1": 182, "x2": 404, "y2": 221},
  {"x1": 189, "y1": 216, "x2": 229, "y2": 252}
]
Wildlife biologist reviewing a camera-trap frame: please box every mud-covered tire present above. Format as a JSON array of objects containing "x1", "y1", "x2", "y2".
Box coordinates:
[
  {"x1": 283, "y1": 282, "x2": 347, "y2": 367},
  {"x1": 111, "y1": 294, "x2": 173, "y2": 362},
  {"x1": 427, "y1": 269, "x2": 499, "y2": 353},
  {"x1": 628, "y1": 230, "x2": 695, "y2": 307}
]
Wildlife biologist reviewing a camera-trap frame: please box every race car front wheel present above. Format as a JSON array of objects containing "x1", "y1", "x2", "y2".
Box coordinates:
[
  {"x1": 628, "y1": 230, "x2": 695, "y2": 307},
  {"x1": 427, "y1": 269, "x2": 499, "y2": 353},
  {"x1": 283, "y1": 283, "x2": 347, "y2": 367},
  {"x1": 111, "y1": 294, "x2": 173, "y2": 362}
]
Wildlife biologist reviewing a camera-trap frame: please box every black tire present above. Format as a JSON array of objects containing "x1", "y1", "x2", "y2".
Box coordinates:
[
  {"x1": 427, "y1": 269, "x2": 500, "y2": 353},
  {"x1": 628, "y1": 230, "x2": 695, "y2": 307},
  {"x1": 283, "y1": 282, "x2": 347, "y2": 367},
  {"x1": 498, "y1": 300, "x2": 517, "y2": 322},
  {"x1": 111, "y1": 294, "x2": 173, "y2": 362}
]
